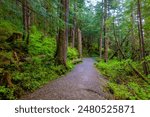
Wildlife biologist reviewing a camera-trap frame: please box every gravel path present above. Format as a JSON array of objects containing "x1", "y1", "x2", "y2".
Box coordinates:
[{"x1": 22, "y1": 58, "x2": 112, "y2": 100}]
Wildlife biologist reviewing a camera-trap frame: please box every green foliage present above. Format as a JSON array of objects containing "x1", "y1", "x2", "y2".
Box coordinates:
[
  {"x1": 32, "y1": 56, "x2": 42, "y2": 65},
  {"x1": 0, "y1": 20, "x2": 17, "y2": 32},
  {"x1": 67, "y1": 60, "x2": 74, "y2": 69},
  {"x1": 108, "y1": 83, "x2": 132, "y2": 100},
  {"x1": 0, "y1": 20, "x2": 18, "y2": 42},
  {"x1": 96, "y1": 59, "x2": 128, "y2": 79},
  {"x1": 29, "y1": 26, "x2": 56, "y2": 58},
  {"x1": 96, "y1": 59, "x2": 150, "y2": 100},
  {"x1": 10, "y1": 61, "x2": 68, "y2": 98},
  {"x1": 128, "y1": 82, "x2": 149, "y2": 100},
  {"x1": 0, "y1": 86, "x2": 15, "y2": 100},
  {"x1": 66, "y1": 47, "x2": 80, "y2": 69},
  {"x1": 67, "y1": 47, "x2": 79, "y2": 60},
  {"x1": 108, "y1": 82, "x2": 150, "y2": 100},
  {"x1": 0, "y1": 26, "x2": 76, "y2": 99},
  {"x1": 145, "y1": 55, "x2": 150, "y2": 62}
]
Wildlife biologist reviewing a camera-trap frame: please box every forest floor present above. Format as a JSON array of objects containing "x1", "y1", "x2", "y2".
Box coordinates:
[{"x1": 21, "y1": 58, "x2": 113, "y2": 100}]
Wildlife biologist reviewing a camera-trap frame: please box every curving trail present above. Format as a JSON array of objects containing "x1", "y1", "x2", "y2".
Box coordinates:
[{"x1": 22, "y1": 58, "x2": 112, "y2": 100}]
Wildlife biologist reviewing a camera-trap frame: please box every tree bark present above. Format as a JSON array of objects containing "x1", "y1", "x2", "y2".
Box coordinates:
[
  {"x1": 22, "y1": 0, "x2": 27, "y2": 41},
  {"x1": 131, "y1": 12, "x2": 136, "y2": 59},
  {"x1": 71, "y1": 0, "x2": 77, "y2": 48},
  {"x1": 22, "y1": 0, "x2": 30, "y2": 45},
  {"x1": 78, "y1": 28, "x2": 82, "y2": 58},
  {"x1": 55, "y1": 0, "x2": 69, "y2": 66},
  {"x1": 104, "y1": 0, "x2": 109, "y2": 62},
  {"x1": 137, "y1": 0, "x2": 149, "y2": 75},
  {"x1": 99, "y1": 0, "x2": 104, "y2": 59}
]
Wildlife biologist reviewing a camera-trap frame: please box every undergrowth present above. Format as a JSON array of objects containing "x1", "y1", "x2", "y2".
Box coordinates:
[
  {"x1": 0, "y1": 26, "x2": 79, "y2": 100},
  {"x1": 96, "y1": 58, "x2": 150, "y2": 100}
]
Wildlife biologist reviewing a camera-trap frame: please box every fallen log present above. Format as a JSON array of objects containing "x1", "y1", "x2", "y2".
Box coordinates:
[
  {"x1": 72, "y1": 59, "x2": 82, "y2": 64},
  {"x1": 128, "y1": 63, "x2": 150, "y2": 84}
]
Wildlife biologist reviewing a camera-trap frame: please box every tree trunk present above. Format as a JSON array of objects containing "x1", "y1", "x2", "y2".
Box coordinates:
[
  {"x1": 22, "y1": 0, "x2": 27, "y2": 41},
  {"x1": 55, "y1": 0, "x2": 69, "y2": 66},
  {"x1": 137, "y1": 0, "x2": 149, "y2": 75},
  {"x1": 131, "y1": 12, "x2": 136, "y2": 59},
  {"x1": 99, "y1": 0, "x2": 104, "y2": 59},
  {"x1": 65, "y1": 0, "x2": 69, "y2": 47},
  {"x1": 78, "y1": 28, "x2": 82, "y2": 58},
  {"x1": 71, "y1": 29, "x2": 75, "y2": 48},
  {"x1": 72, "y1": 0, "x2": 77, "y2": 48},
  {"x1": 104, "y1": 0, "x2": 109, "y2": 62},
  {"x1": 26, "y1": 8, "x2": 30, "y2": 45},
  {"x1": 22, "y1": 0, "x2": 30, "y2": 45}
]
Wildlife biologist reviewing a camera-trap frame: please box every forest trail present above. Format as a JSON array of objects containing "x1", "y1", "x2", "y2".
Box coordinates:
[{"x1": 22, "y1": 58, "x2": 112, "y2": 100}]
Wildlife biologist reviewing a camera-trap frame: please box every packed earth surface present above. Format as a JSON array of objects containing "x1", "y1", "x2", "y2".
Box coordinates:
[{"x1": 22, "y1": 58, "x2": 112, "y2": 100}]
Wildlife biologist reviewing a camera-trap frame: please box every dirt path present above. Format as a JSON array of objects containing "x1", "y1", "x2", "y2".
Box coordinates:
[{"x1": 22, "y1": 58, "x2": 112, "y2": 100}]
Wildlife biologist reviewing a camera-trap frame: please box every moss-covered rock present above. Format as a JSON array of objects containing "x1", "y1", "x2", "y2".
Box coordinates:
[{"x1": 0, "y1": 20, "x2": 17, "y2": 42}]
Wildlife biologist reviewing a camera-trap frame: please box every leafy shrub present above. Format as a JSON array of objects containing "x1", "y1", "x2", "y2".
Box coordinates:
[
  {"x1": 96, "y1": 59, "x2": 127, "y2": 79},
  {"x1": 67, "y1": 60, "x2": 74, "y2": 69},
  {"x1": 67, "y1": 47, "x2": 79, "y2": 60},
  {"x1": 108, "y1": 83, "x2": 132, "y2": 100},
  {"x1": 66, "y1": 47, "x2": 79, "y2": 69},
  {"x1": 128, "y1": 82, "x2": 148, "y2": 100},
  {"x1": 145, "y1": 55, "x2": 150, "y2": 63},
  {"x1": 29, "y1": 26, "x2": 56, "y2": 58}
]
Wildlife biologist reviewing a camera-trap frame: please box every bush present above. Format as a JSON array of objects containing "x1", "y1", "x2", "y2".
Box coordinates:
[
  {"x1": 67, "y1": 60, "x2": 74, "y2": 69},
  {"x1": 67, "y1": 47, "x2": 79, "y2": 60},
  {"x1": 29, "y1": 26, "x2": 56, "y2": 58},
  {"x1": 96, "y1": 59, "x2": 128, "y2": 79},
  {"x1": 128, "y1": 82, "x2": 148, "y2": 100},
  {"x1": 108, "y1": 83, "x2": 132, "y2": 100}
]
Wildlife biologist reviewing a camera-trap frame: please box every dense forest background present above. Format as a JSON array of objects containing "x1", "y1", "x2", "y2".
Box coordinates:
[{"x1": 0, "y1": 0, "x2": 150, "y2": 100}]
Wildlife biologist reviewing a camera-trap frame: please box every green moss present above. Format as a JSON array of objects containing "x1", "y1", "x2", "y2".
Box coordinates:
[
  {"x1": 0, "y1": 86, "x2": 15, "y2": 100},
  {"x1": 0, "y1": 20, "x2": 18, "y2": 42}
]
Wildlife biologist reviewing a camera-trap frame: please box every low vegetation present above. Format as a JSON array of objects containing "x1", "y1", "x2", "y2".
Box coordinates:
[
  {"x1": 96, "y1": 58, "x2": 150, "y2": 100},
  {"x1": 0, "y1": 23, "x2": 79, "y2": 100}
]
